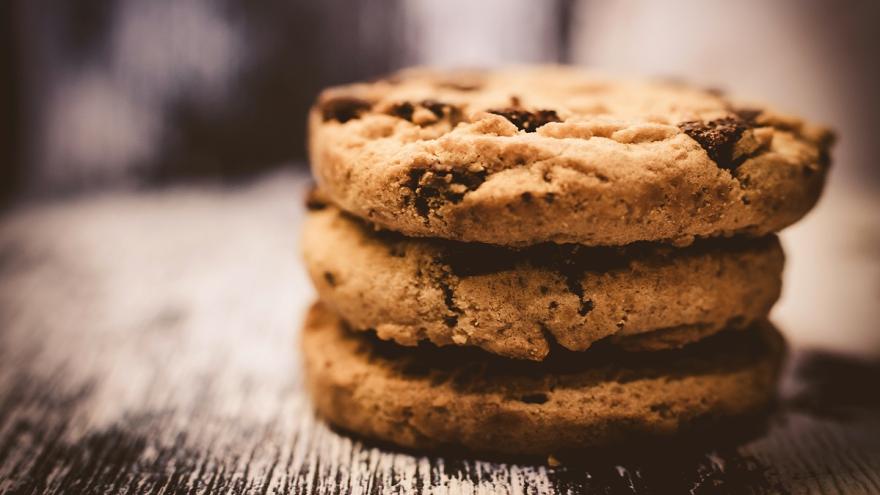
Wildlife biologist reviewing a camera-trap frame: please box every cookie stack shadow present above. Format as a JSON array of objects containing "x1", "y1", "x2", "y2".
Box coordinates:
[{"x1": 299, "y1": 67, "x2": 834, "y2": 459}]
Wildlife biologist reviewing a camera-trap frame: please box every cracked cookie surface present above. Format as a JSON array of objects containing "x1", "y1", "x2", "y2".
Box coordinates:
[
  {"x1": 302, "y1": 302, "x2": 785, "y2": 457},
  {"x1": 309, "y1": 66, "x2": 834, "y2": 246},
  {"x1": 302, "y1": 202, "x2": 784, "y2": 360}
]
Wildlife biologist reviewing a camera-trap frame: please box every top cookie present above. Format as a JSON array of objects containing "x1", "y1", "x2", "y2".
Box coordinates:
[{"x1": 309, "y1": 66, "x2": 834, "y2": 247}]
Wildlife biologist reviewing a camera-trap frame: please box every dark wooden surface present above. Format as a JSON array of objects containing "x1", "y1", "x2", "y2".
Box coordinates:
[{"x1": 1, "y1": 172, "x2": 879, "y2": 494}]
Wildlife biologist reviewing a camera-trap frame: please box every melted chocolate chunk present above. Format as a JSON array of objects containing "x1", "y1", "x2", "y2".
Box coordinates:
[
  {"x1": 450, "y1": 169, "x2": 487, "y2": 191},
  {"x1": 389, "y1": 102, "x2": 414, "y2": 121},
  {"x1": 421, "y1": 100, "x2": 449, "y2": 118},
  {"x1": 431, "y1": 261, "x2": 463, "y2": 328},
  {"x1": 678, "y1": 117, "x2": 752, "y2": 170},
  {"x1": 402, "y1": 167, "x2": 488, "y2": 217},
  {"x1": 551, "y1": 246, "x2": 598, "y2": 316},
  {"x1": 320, "y1": 96, "x2": 372, "y2": 123},
  {"x1": 438, "y1": 279, "x2": 460, "y2": 327},
  {"x1": 404, "y1": 169, "x2": 432, "y2": 217},
  {"x1": 488, "y1": 108, "x2": 561, "y2": 132},
  {"x1": 387, "y1": 100, "x2": 461, "y2": 125}
]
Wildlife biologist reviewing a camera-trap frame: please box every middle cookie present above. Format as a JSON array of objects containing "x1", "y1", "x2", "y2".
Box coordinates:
[{"x1": 303, "y1": 202, "x2": 784, "y2": 361}]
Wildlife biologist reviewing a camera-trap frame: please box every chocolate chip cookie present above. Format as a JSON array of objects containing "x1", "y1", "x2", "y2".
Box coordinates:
[
  {"x1": 302, "y1": 201, "x2": 784, "y2": 360},
  {"x1": 309, "y1": 67, "x2": 833, "y2": 246},
  {"x1": 302, "y1": 302, "x2": 785, "y2": 457}
]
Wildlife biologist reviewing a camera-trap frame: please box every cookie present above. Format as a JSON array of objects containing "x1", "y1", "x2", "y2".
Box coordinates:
[
  {"x1": 302, "y1": 201, "x2": 784, "y2": 360},
  {"x1": 302, "y1": 302, "x2": 785, "y2": 457},
  {"x1": 309, "y1": 66, "x2": 834, "y2": 246}
]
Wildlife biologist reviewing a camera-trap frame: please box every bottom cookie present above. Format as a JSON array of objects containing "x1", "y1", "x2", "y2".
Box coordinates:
[{"x1": 302, "y1": 302, "x2": 785, "y2": 457}]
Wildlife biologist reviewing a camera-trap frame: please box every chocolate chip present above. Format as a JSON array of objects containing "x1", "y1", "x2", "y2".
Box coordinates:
[
  {"x1": 450, "y1": 169, "x2": 488, "y2": 191},
  {"x1": 557, "y1": 253, "x2": 594, "y2": 317},
  {"x1": 389, "y1": 102, "x2": 414, "y2": 121},
  {"x1": 521, "y1": 192, "x2": 533, "y2": 203},
  {"x1": 488, "y1": 108, "x2": 561, "y2": 132},
  {"x1": 678, "y1": 117, "x2": 752, "y2": 170},
  {"x1": 323, "y1": 271, "x2": 336, "y2": 286},
  {"x1": 437, "y1": 276, "x2": 461, "y2": 327},
  {"x1": 320, "y1": 96, "x2": 372, "y2": 123},
  {"x1": 544, "y1": 192, "x2": 556, "y2": 204},
  {"x1": 422, "y1": 100, "x2": 448, "y2": 118},
  {"x1": 403, "y1": 169, "x2": 429, "y2": 215},
  {"x1": 388, "y1": 100, "x2": 462, "y2": 125},
  {"x1": 403, "y1": 169, "x2": 426, "y2": 191},
  {"x1": 402, "y1": 167, "x2": 488, "y2": 217},
  {"x1": 579, "y1": 299, "x2": 595, "y2": 316},
  {"x1": 542, "y1": 244, "x2": 631, "y2": 318},
  {"x1": 413, "y1": 196, "x2": 430, "y2": 217}
]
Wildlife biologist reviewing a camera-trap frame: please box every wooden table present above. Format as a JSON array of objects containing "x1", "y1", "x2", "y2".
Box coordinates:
[{"x1": 1, "y1": 171, "x2": 878, "y2": 494}]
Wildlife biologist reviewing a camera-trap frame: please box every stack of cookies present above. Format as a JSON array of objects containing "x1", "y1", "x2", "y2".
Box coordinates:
[{"x1": 301, "y1": 67, "x2": 833, "y2": 457}]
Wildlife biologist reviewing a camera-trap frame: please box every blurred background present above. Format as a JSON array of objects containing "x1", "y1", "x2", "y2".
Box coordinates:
[
  {"x1": 5, "y1": 0, "x2": 880, "y2": 197},
  {"x1": 2, "y1": 0, "x2": 879, "y2": 355}
]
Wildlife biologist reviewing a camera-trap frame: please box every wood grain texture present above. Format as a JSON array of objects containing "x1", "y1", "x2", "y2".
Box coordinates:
[{"x1": 0, "y1": 172, "x2": 878, "y2": 494}]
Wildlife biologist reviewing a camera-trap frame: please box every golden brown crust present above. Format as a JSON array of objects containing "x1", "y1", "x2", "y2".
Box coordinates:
[
  {"x1": 309, "y1": 66, "x2": 833, "y2": 246},
  {"x1": 302, "y1": 302, "x2": 785, "y2": 457},
  {"x1": 302, "y1": 204, "x2": 784, "y2": 360}
]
